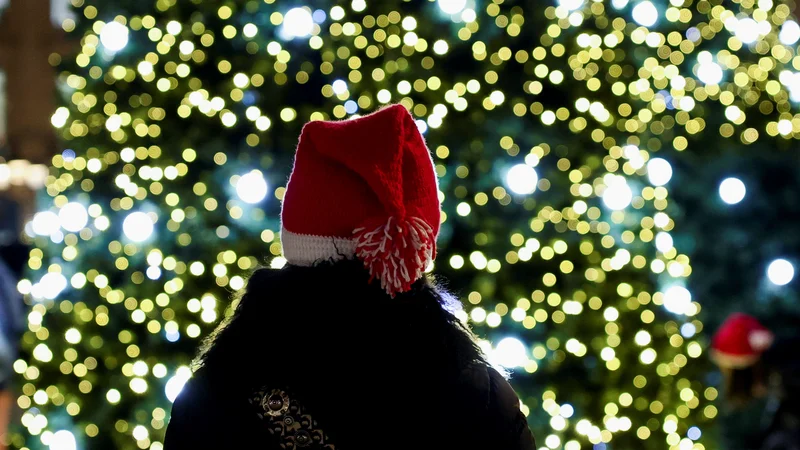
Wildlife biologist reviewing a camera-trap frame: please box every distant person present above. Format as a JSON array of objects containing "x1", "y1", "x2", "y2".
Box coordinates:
[
  {"x1": 165, "y1": 105, "x2": 536, "y2": 449},
  {"x1": 711, "y1": 313, "x2": 800, "y2": 450}
]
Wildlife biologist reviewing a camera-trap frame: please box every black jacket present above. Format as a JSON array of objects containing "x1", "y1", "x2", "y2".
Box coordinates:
[{"x1": 165, "y1": 362, "x2": 535, "y2": 450}]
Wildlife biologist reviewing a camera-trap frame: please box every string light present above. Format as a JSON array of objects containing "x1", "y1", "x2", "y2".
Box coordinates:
[
  {"x1": 122, "y1": 212, "x2": 155, "y2": 242},
  {"x1": 99, "y1": 21, "x2": 129, "y2": 52},
  {"x1": 20, "y1": 0, "x2": 800, "y2": 447},
  {"x1": 437, "y1": 0, "x2": 467, "y2": 15},
  {"x1": 282, "y1": 7, "x2": 314, "y2": 38},
  {"x1": 506, "y1": 164, "x2": 538, "y2": 195},
  {"x1": 719, "y1": 178, "x2": 746, "y2": 205},
  {"x1": 767, "y1": 259, "x2": 795, "y2": 286}
]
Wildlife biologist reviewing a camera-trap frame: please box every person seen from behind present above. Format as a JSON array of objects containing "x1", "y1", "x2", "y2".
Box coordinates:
[{"x1": 164, "y1": 104, "x2": 536, "y2": 449}]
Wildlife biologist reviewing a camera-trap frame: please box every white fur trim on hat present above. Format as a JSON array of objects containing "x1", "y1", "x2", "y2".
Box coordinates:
[{"x1": 280, "y1": 227, "x2": 357, "y2": 266}]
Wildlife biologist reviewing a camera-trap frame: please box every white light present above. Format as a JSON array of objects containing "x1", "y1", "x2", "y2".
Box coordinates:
[
  {"x1": 612, "y1": 0, "x2": 629, "y2": 8},
  {"x1": 330, "y1": 6, "x2": 345, "y2": 21},
  {"x1": 100, "y1": 22, "x2": 129, "y2": 52},
  {"x1": 624, "y1": 145, "x2": 644, "y2": 169},
  {"x1": 283, "y1": 8, "x2": 314, "y2": 38},
  {"x1": 559, "y1": 0, "x2": 585, "y2": 10},
  {"x1": 767, "y1": 259, "x2": 795, "y2": 286},
  {"x1": 632, "y1": 1, "x2": 658, "y2": 27},
  {"x1": 33, "y1": 343, "x2": 53, "y2": 362},
  {"x1": 663, "y1": 286, "x2": 692, "y2": 315},
  {"x1": 179, "y1": 41, "x2": 194, "y2": 55},
  {"x1": 166, "y1": 21, "x2": 182, "y2": 35},
  {"x1": 332, "y1": 79, "x2": 348, "y2": 95},
  {"x1": 655, "y1": 232, "x2": 674, "y2": 252},
  {"x1": 780, "y1": 21, "x2": 800, "y2": 45},
  {"x1": 59, "y1": 202, "x2": 88, "y2": 232},
  {"x1": 461, "y1": 8, "x2": 477, "y2": 22},
  {"x1": 602, "y1": 176, "x2": 633, "y2": 210},
  {"x1": 123, "y1": 212, "x2": 154, "y2": 242},
  {"x1": 377, "y1": 89, "x2": 391, "y2": 103},
  {"x1": 735, "y1": 18, "x2": 760, "y2": 44},
  {"x1": 719, "y1": 177, "x2": 746, "y2": 204},
  {"x1": 166, "y1": 367, "x2": 192, "y2": 402},
  {"x1": 778, "y1": 119, "x2": 793, "y2": 135},
  {"x1": 132, "y1": 425, "x2": 149, "y2": 441},
  {"x1": 490, "y1": 90, "x2": 505, "y2": 105},
  {"x1": 236, "y1": 170, "x2": 268, "y2": 204},
  {"x1": 438, "y1": 0, "x2": 467, "y2": 15},
  {"x1": 634, "y1": 330, "x2": 652, "y2": 346},
  {"x1": 32, "y1": 211, "x2": 60, "y2": 236},
  {"x1": 604, "y1": 307, "x2": 619, "y2": 321},
  {"x1": 351, "y1": 0, "x2": 367, "y2": 12},
  {"x1": 433, "y1": 40, "x2": 449, "y2": 55},
  {"x1": 654, "y1": 212, "x2": 670, "y2": 228},
  {"x1": 506, "y1": 164, "x2": 538, "y2": 195},
  {"x1": 243, "y1": 23, "x2": 258, "y2": 38},
  {"x1": 647, "y1": 158, "x2": 672, "y2": 186},
  {"x1": 561, "y1": 404, "x2": 575, "y2": 418},
  {"x1": 545, "y1": 435, "x2": 561, "y2": 449},
  {"x1": 130, "y1": 377, "x2": 148, "y2": 393},
  {"x1": 38, "y1": 272, "x2": 67, "y2": 300},
  {"x1": 697, "y1": 62, "x2": 723, "y2": 85},
  {"x1": 493, "y1": 337, "x2": 528, "y2": 368},
  {"x1": 106, "y1": 389, "x2": 121, "y2": 404},
  {"x1": 49, "y1": 430, "x2": 76, "y2": 450},
  {"x1": 65, "y1": 328, "x2": 81, "y2": 344}
]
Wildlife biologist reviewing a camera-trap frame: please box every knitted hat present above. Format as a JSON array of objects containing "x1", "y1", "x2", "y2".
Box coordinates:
[
  {"x1": 710, "y1": 313, "x2": 774, "y2": 369},
  {"x1": 280, "y1": 104, "x2": 440, "y2": 297}
]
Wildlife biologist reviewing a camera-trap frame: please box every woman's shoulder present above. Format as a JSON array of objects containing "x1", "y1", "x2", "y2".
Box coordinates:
[
  {"x1": 164, "y1": 370, "x2": 263, "y2": 448},
  {"x1": 454, "y1": 363, "x2": 537, "y2": 450}
]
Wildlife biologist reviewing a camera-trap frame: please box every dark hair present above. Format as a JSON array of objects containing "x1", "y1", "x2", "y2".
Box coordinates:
[{"x1": 194, "y1": 259, "x2": 486, "y2": 393}]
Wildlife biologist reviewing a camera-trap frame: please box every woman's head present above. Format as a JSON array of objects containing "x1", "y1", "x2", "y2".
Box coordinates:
[{"x1": 195, "y1": 260, "x2": 485, "y2": 390}]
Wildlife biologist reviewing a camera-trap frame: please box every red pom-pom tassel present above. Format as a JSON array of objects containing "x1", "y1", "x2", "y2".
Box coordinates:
[{"x1": 353, "y1": 216, "x2": 435, "y2": 297}]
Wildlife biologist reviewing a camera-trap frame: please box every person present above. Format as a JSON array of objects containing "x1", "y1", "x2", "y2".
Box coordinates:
[
  {"x1": 711, "y1": 313, "x2": 800, "y2": 450},
  {"x1": 165, "y1": 105, "x2": 536, "y2": 449}
]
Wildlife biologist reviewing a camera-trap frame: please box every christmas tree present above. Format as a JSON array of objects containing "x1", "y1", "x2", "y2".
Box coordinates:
[{"x1": 13, "y1": 0, "x2": 800, "y2": 449}]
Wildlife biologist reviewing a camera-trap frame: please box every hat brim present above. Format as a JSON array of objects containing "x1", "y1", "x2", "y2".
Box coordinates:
[{"x1": 710, "y1": 349, "x2": 760, "y2": 369}]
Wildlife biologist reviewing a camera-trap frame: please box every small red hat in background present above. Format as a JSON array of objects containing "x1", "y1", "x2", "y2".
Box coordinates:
[
  {"x1": 710, "y1": 313, "x2": 774, "y2": 369},
  {"x1": 281, "y1": 104, "x2": 440, "y2": 297}
]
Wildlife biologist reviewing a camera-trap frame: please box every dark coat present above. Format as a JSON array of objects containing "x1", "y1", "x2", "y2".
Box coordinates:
[{"x1": 165, "y1": 362, "x2": 535, "y2": 450}]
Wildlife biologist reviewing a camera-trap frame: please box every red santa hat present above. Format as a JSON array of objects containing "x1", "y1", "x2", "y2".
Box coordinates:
[
  {"x1": 710, "y1": 313, "x2": 774, "y2": 369},
  {"x1": 280, "y1": 104, "x2": 440, "y2": 297}
]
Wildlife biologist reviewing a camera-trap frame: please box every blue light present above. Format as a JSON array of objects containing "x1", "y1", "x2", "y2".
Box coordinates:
[
  {"x1": 166, "y1": 330, "x2": 180, "y2": 342},
  {"x1": 62, "y1": 149, "x2": 76, "y2": 162},
  {"x1": 686, "y1": 27, "x2": 701, "y2": 42},
  {"x1": 242, "y1": 91, "x2": 258, "y2": 106},
  {"x1": 415, "y1": 119, "x2": 428, "y2": 134},
  {"x1": 681, "y1": 323, "x2": 696, "y2": 338},
  {"x1": 344, "y1": 100, "x2": 358, "y2": 114},
  {"x1": 688, "y1": 426, "x2": 702, "y2": 440},
  {"x1": 313, "y1": 9, "x2": 327, "y2": 23}
]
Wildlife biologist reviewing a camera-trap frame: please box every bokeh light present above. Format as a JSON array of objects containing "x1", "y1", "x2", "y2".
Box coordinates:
[
  {"x1": 235, "y1": 170, "x2": 268, "y2": 204},
  {"x1": 99, "y1": 21, "x2": 129, "y2": 52},
  {"x1": 719, "y1": 178, "x2": 746, "y2": 205},
  {"x1": 57, "y1": 203, "x2": 88, "y2": 232},
  {"x1": 123, "y1": 212, "x2": 154, "y2": 242},
  {"x1": 506, "y1": 164, "x2": 538, "y2": 195},
  {"x1": 282, "y1": 7, "x2": 314, "y2": 38},
  {"x1": 767, "y1": 259, "x2": 795, "y2": 286},
  {"x1": 438, "y1": 0, "x2": 467, "y2": 15}
]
